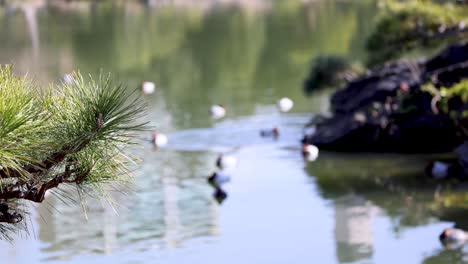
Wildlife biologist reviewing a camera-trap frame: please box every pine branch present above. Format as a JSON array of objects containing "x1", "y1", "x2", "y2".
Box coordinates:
[
  {"x1": 0, "y1": 134, "x2": 93, "y2": 179},
  {"x1": 0, "y1": 212, "x2": 22, "y2": 224},
  {"x1": 0, "y1": 168, "x2": 79, "y2": 202},
  {"x1": 0, "y1": 68, "x2": 148, "y2": 229}
]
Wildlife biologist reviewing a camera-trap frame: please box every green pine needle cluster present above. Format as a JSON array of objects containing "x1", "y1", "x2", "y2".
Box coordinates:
[
  {"x1": 0, "y1": 66, "x2": 50, "y2": 181},
  {"x1": 0, "y1": 65, "x2": 147, "y2": 239}
]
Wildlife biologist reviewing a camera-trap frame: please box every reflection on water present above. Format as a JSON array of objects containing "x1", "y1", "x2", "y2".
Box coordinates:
[
  {"x1": 212, "y1": 185, "x2": 228, "y2": 205},
  {"x1": 424, "y1": 246, "x2": 468, "y2": 263},
  {"x1": 33, "y1": 149, "x2": 219, "y2": 261},
  {"x1": 335, "y1": 195, "x2": 378, "y2": 263},
  {"x1": 1, "y1": 1, "x2": 468, "y2": 264},
  {"x1": 0, "y1": 0, "x2": 376, "y2": 117},
  {"x1": 306, "y1": 152, "x2": 468, "y2": 263}
]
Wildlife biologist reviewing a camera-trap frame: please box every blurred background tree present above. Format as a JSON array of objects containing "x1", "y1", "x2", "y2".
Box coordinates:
[{"x1": 366, "y1": 0, "x2": 468, "y2": 65}]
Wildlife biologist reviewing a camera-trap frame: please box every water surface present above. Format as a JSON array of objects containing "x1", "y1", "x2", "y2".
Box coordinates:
[{"x1": 0, "y1": 1, "x2": 466, "y2": 263}]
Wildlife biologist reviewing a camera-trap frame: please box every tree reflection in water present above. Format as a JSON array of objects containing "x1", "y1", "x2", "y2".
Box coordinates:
[{"x1": 306, "y1": 152, "x2": 468, "y2": 263}]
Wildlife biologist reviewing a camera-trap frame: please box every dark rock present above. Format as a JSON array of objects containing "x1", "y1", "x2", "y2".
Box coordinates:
[
  {"x1": 386, "y1": 114, "x2": 461, "y2": 153},
  {"x1": 455, "y1": 142, "x2": 468, "y2": 175},
  {"x1": 331, "y1": 61, "x2": 423, "y2": 114},
  {"x1": 434, "y1": 65, "x2": 468, "y2": 87},
  {"x1": 309, "y1": 110, "x2": 460, "y2": 153},
  {"x1": 305, "y1": 42, "x2": 468, "y2": 153},
  {"x1": 425, "y1": 43, "x2": 468, "y2": 73},
  {"x1": 425, "y1": 42, "x2": 468, "y2": 87}
]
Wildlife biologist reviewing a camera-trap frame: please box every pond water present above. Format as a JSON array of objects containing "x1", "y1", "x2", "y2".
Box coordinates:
[{"x1": 0, "y1": 1, "x2": 467, "y2": 263}]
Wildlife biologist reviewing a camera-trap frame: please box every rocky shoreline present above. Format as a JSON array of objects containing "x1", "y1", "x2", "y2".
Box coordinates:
[{"x1": 303, "y1": 42, "x2": 468, "y2": 154}]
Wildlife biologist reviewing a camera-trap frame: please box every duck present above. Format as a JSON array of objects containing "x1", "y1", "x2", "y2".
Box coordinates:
[
  {"x1": 150, "y1": 131, "x2": 168, "y2": 147},
  {"x1": 207, "y1": 171, "x2": 231, "y2": 186},
  {"x1": 425, "y1": 161, "x2": 450, "y2": 179},
  {"x1": 260, "y1": 127, "x2": 280, "y2": 138},
  {"x1": 277, "y1": 97, "x2": 294, "y2": 113},
  {"x1": 216, "y1": 154, "x2": 238, "y2": 170},
  {"x1": 141, "y1": 81, "x2": 156, "y2": 95},
  {"x1": 63, "y1": 73, "x2": 74, "y2": 84},
  {"x1": 439, "y1": 228, "x2": 468, "y2": 247},
  {"x1": 210, "y1": 104, "x2": 226, "y2": 119},
  {"x1": 302, "y1": 144, "x2": 319, "y2": 162},
  {"x1": 425, "y1": 160, "x2": 464, "y2": 180}
]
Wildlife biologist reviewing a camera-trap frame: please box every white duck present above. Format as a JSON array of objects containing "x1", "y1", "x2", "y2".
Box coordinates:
[
  {"x1": 208, "y1": 172, "x2": 231, "y2": 186},
  {"x1": 63, "y1": 73, "x2": 74, "y2": 84},
  {"x1": 210, "y1": 104, "x2": 226, "y2": 119},
  {"x1": 425, "y1": 161, "x2": 450, "y2": 179},
  {"x1": 141, "y1": 81, "x2": 156, "y2": 95},
  {"x1": 216, "y1": 154, "x2": 238, "y2": 170},
  {"x1": 440, "y1": 228, "x2": 468, "y2": 247},
  {"x1": 151, "y1": 131, "x2": 168, "y2": 147},
  {"x1": 277, "y1": 97, "x2": 294, "y2": 113},
  {"x1": 302, "y1": 144, "x2": 319, "y2": 162}
]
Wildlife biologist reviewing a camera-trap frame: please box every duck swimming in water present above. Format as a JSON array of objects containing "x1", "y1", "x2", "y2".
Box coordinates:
[
  {"x1": 425, "y1": 160, "x2": 464, "y2": 180},
  {"x1": 426, "y1": 161, "x2": 450, "y2": 179},
  {"x1": 141, "y1": 81, "x2": 155, "y2": 94},
  {"x1": 216, "y1": 154, "x2": 238, "y2": 170},
  {"x1": 277, "y1": 97, "x2": 294, "y2": 113},
  {"x1": 210, "y1": 105, "x2": 226, "y2": 119},
  {"x1": 260, "y1": 127, "x2": 280, "y2": 138},
  {"x1": 208, "y1": 172, "x2": 231, "y2": 186},
  {"x1": 151, "y1": 131, "x2": 168, "y2": 148},
  {"x1": 302, "y1": 144, "x2": 319, "y2": 162},
  {"x1": 63, "y1": 73, "x2": 74, "y2": 84},
  {"x1": 440, "y1": 228, "x2": 468, "y2": 248}
]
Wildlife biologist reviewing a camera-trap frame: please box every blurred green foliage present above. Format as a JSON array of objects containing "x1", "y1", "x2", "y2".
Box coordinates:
[
  {"x1": 303, "y1": 54, "x2": 364, "y2": 94},
  {"x1": 366, "y1": 0, "x2": 468, "y2": 64}
]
